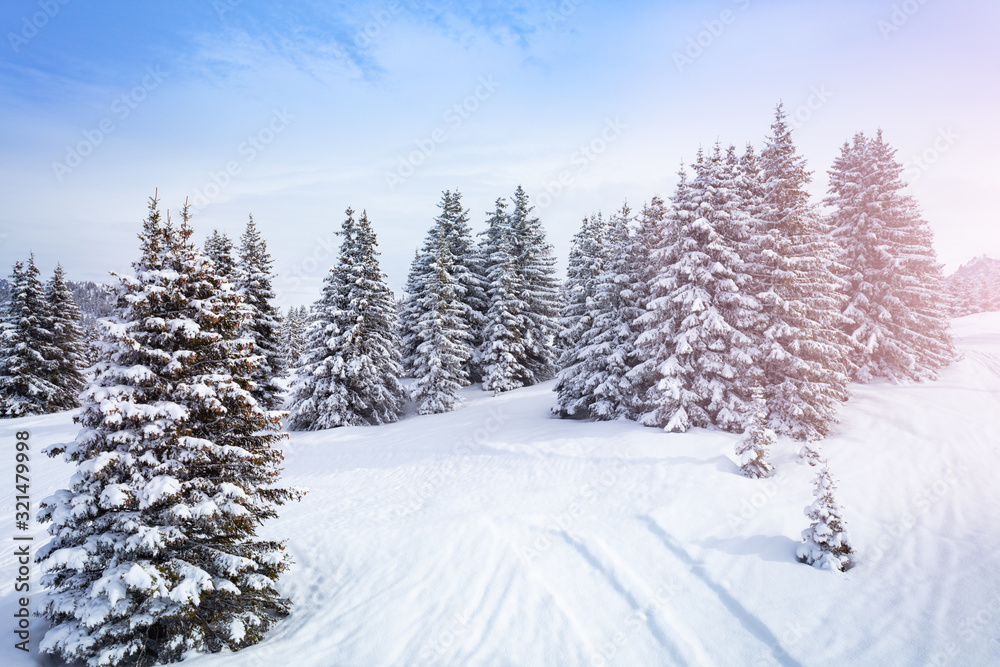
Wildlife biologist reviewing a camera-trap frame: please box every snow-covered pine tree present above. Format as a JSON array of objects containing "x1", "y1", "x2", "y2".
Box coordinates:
[
  {"x1": 552, "y1": 212, "x2": 607, "y2": 417},
  {"x1": 46, "y1": 263, "x2": 88, "y2": 409},
  {"x1": 629, "y1": 172, "x2": 689, "y2": 428},
  {"x1": 400, "y1": 191, "x2": 487, "y2": 382},
  {"x1": 37, "y1": 195, "x2": 302, "y2": 666},
  {"x1": 287, "y1": 208, "x2": 406, "y2": 429},
  {"x1": 582, "y1": 202, "x2": 644, "y2": 420},
  {"x1": 640, "y1": 146, "x2": 761, "y2": 433},
  {"x1": 796, "y1": 455, "x2": 853, "y2": 571},
  {"x1": 735, "y1": 386, "x2": 775, "y2": 478},
  {"x1": 203, "y1": 229, "x2": 237, "y2": 282},
  {"x1": 555, "y1": 212, "x2": 606, "y2": 364},
  {"x1": 409, "y1": 243, "x2": 473, "y2": 414},
  {"x1": 0, "y1": 255, "x2": 63, "y2": 417},
  {"x1": 235, "y1": 214, "x2": 284, "y2": 411},
  {"x1": 280, "y1": 305, "x2": 307, "y2": 371},
  {"x1": 399, "y1": 250, "x2": 427, "y2": 377},
  {"x1": 826, "y1": 130, "x2": 956, "y2": 382},
  {"x1": 439, "y1": 190, "x2": 489, "y2": 381},
  {"x1": 620, "y1": 195, "x2": 669, "y2": 419},
  {"x1": 479, "y1": 197, "x2": 532, "y2": 394},
  {"x1": 509, "y1": 186, "x2": 561, "y2": 383},
  {"x1": 749, "y1": 103, "x2": 851, "y2": 440},
  {"x1": 80, "y1": 317, "x2": 105, "y2": 367}
]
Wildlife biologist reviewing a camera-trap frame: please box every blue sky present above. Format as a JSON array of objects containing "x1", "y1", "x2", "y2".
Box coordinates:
[{"x1": 1, "y1": 0, "x2": 997, "y2": 307}]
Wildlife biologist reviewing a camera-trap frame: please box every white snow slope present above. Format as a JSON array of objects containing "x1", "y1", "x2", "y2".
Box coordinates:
[{"x1": 3, "y1": 312, "x2": 1000, "y2": 666}]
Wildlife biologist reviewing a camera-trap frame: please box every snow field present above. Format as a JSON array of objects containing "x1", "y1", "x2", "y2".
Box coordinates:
[{"x1": 3, "y1": 313, "x2": 1000, "y2": 666}]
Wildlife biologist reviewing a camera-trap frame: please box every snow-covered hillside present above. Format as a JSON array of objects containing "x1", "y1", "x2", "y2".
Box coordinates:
[{"x1": 4, "y1": 313, "x2": 1000, "y2": 666}]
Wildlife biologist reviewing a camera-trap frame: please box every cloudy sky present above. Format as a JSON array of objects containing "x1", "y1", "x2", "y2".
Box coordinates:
[{"x1": 1, "y1": 0, "x2": 996, "y2": 307}]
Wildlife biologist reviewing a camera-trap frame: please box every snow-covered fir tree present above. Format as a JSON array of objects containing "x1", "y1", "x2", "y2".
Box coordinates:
[
  {"x1": 46, "y1": 263, "x2": 88, "y2": 408},
  {"x1": 399, "y1": 250, "x2": 426, "y2": 376},
  {"x1": 288, "y1": 208, "x2": 406, "y2": 429},
  {"x1": 749, "y1": 104, "x2": 852, "y2": 440},
  {"x1": 555, "y1": 212, "x2": 607, "y2": 366},
  {"x1": 0, "y1": 255, "x2": 63, "y2": 417},
  {"x1": 552, "y1": 212, "x2": 607, "y2": 417},
  {"x1": 639, "y1": 146, "x2": 761, "y2": 433},
  {"x1": 582, "y1": 203, "x2": 644, "y2": 420},
  {"x1": 79, "y1": 317, "x2": 104, "y2": 367},
  {"x1": 235, "y1": 214, "x2": 284, "y2": 411},
  {"x1": 796, "y1": 456, "x2": 853, "y2": 571},
  {"x1": 409, "y1": 244, "x2": 473, "y2": 414},
  {"x1": 508, "y1": 185, "x2": 561, "y2": 383},
  {"x1": 826, "y1": 129, "x2": 956, "y2": 382},
  {"x1": 400, "y1": 191, "x2": 486, "y2": 382},
  {"x1": 946, "y1": 256, "x2": 1000, "y2": 316},
  {"x1": 36, "y1": 195, "x2": 303, "y2": 666},
  {"x1": 280, "y1": 305, "x2": 308, "y2": 371},
  {"x1": 735, "y1": 386, "x2": 775, "y2": 479},
  {"x1": 204, "y1": 229, "x2": 237, "y2": 282},
  {"x1": 479, "y1": 197, "x2": 531, "y2": 394},
  {"x1": 620, "y1": 195, "x2": 670, "y2": 419}
]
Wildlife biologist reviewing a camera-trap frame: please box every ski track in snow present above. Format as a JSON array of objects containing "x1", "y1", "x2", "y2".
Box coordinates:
[{"x1": 3, "y1": 312, "x2": 1000, "y2": 666}]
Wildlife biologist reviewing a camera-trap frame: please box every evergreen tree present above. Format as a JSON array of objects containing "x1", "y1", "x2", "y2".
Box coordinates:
[
  {"x1": 80, "y1": 317, "x2": 105, "y2": 367},
  {"x1": 620, "y1": 195, "x2": 669, "y2": 419},
  {"x1": 0, "y1": 255, "x2": 62, "y2": 417},
  {"x1": 400, "y1": 191, "x2": 486, "y2": 382},
  {"x1": 280, "y1": 305, "x2": 307, "y2": 371},
  {"x1": 552, "y1": 212, "x2": 607, "y2": 417},
  {"x1": 750, "y1": 104, "x2": 851, "y2": 440},
  {"x1": 204, "y1": 229, "x2": 237, "y2": 282},
  {"x1": 630, "y1": 170, "x2": 689, "y2": 428},
  {"x1": 509, "y1": 186, "x2": 561, "y2": 383},
  {"x1": 640, "y1": 147, "x2": 761, "y2": 433},
  {"x1": 46, "y1": 263, "x2": 88, "y2": 408},
  {"x1": 236, "y1": 214, "x2": 284, "y2": 411},
  {"x1": 582, "y1": 203, "x2": 643, "y2": 420},
  {"x1": 37, "y1": 195, "x2": 302, "y2": 666},
  {"x1": 826, "y1": 130, "x2": 956, "y2": 382},
  {"x1": 409, "y1": 244, "x2": 473, "y2": 414},
  {"x1": 399, "y1": 250, "x2": 426, "y2": 377},
  {"x1": 796, "y1": 456, "x2": 853, "y2": 571},
  {"x1": 735, "y1": 386, "x2": 775, "y2": 478},
  {"x1": 288, "y1": 208, "x2": 406, "y2": 429},
  {"x1": 479, "y1": 197, "x2": 531, "y2": 394},
  {"x1": 555, "y1": 212, "x2": 607, "y2": 365}
]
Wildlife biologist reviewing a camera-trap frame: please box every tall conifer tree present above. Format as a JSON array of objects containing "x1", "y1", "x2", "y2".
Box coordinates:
[
  {"x1": 288, "y1": 208, "x2": 405, "y2": 429},
  {"x1": 37, "y1": 195, "x2": 301, "y2": 665}
]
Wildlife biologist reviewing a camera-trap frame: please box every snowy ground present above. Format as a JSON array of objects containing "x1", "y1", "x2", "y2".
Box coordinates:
[{"x1": 3, "y1": 312, "x2": 1000, "y2": 666}]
